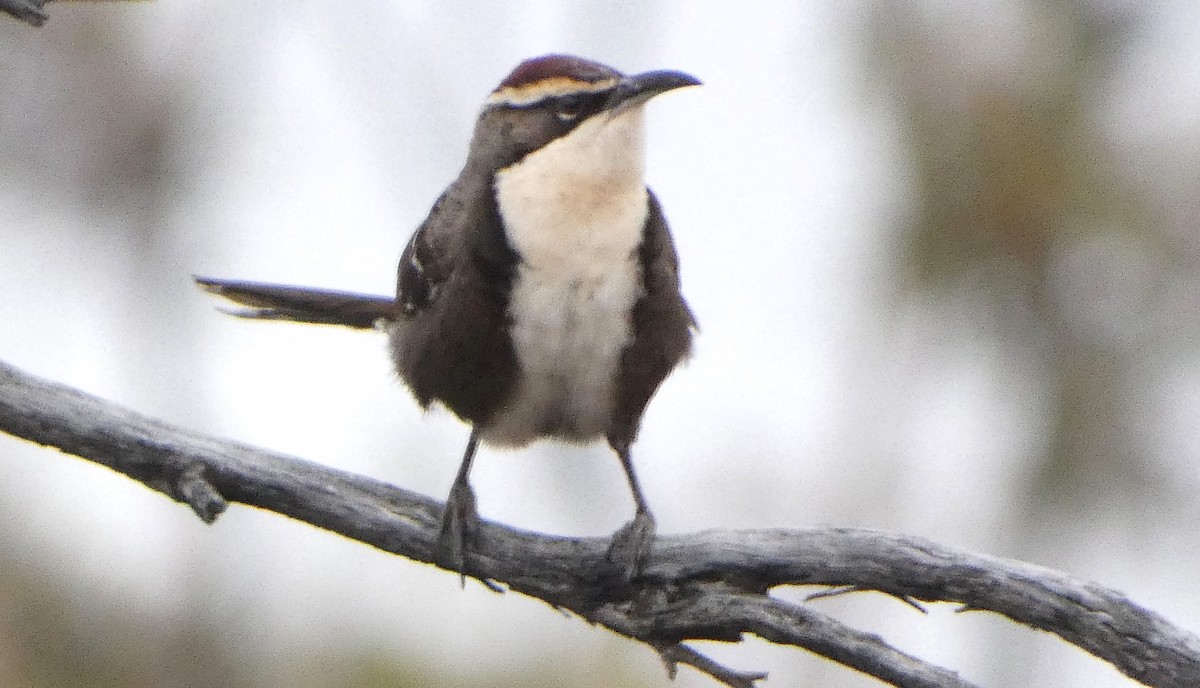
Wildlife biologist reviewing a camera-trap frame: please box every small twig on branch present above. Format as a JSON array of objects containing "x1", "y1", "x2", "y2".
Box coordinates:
[
  {"x1": 2, "y1": 358, "x2": 1199, "y2": 687},
  {"x1": 656, "y1": 643, "x2": 769, "y2": 688}
]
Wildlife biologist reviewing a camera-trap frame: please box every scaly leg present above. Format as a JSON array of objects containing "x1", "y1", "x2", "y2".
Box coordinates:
[
  {"x1": 604, "y1": 443, "x2": 657, "y2": 582},
  {"x1": 437, "y1": 428, "x2": 481, "y2": 581}
]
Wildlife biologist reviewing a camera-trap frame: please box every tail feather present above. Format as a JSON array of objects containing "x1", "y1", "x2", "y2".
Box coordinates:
[{"x1": 195, "y1": 276, "x2": 397, "y2": 330}]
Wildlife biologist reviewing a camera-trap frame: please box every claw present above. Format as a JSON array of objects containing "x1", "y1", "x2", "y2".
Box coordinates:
[{"x1": 604, "y1": 510, "x2": 657, "y2": 583}]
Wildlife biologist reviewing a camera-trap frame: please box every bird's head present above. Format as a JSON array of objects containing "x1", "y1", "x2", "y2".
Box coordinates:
[{"x1": 466, "y1": 54, "x2": 701, "y2": 173}]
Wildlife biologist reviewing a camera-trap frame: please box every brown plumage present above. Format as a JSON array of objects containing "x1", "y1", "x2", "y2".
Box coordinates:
[{"x1": 197, "y1": 54, "x2": 699, "y2": 582}]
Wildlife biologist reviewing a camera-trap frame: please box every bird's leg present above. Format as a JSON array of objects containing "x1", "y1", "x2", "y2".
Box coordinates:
[
  {"x1": 437, "y1": 428, "x2": 482, "y2": 580},
  {"x1": 604, "y1": 443, "x2": 657, "y2": 582}
]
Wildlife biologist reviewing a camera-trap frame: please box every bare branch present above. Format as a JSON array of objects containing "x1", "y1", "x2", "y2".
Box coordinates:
[{"x1": 2, "y1": 358, "x2": 1198, "y2": 687}]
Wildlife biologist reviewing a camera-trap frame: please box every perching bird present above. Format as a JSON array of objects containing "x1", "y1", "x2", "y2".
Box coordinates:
[{"x1": 196, "y1": 54, "x2": 699, "y2": 582}]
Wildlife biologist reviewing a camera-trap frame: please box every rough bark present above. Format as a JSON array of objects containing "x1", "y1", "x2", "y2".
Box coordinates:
[{"x1": 2, "y1": 359, "x2": 1197, "y2": 687}]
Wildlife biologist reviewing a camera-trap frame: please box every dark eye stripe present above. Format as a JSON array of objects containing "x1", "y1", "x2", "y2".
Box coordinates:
[
  {"x1": 553, "y1": 92, "x2": 608, "y2": 119},
  {"x1": 503, "y1": 90, "x2": 609, "y2": 115}
]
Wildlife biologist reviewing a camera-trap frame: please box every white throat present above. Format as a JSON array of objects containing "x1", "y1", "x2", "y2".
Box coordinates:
[{"x1": 487, "y1": 109, "x2": 650, "y2": 446}]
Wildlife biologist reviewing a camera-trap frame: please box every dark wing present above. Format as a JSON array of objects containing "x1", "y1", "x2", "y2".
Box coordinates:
[
  {"x1": 389, "y1": 174, "x2": 520, "y2": 422},
  {"x1": 396, "y1": 193, "x2": 445, "y2": 317},
  {"x1": 608, "y1": 189, "x2": 696, "y2": 448},
  {"x1": 195, "y1": 277, "x2": 396, "y2": 329}
]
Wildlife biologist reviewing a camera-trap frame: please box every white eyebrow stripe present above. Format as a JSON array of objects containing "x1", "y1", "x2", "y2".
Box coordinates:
[{"x1": 487, "y1": 77, "x2": 619, "y2": 107}]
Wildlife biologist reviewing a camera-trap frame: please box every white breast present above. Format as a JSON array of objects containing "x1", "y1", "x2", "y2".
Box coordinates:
[{"x1": 485, "y1": 110, "x2": 649, "y2": 446}]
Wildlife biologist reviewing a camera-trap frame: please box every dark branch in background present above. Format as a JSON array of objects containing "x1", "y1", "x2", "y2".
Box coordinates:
[
  {"x1": 1, "y1": 0, "x2": 47, "y2": 26},
  {"x1": 2, "y1": 0, "x2": 137, "y2": 27},
  {"x1": 1, "y1": 359, "x2": 1198, "y2": 688}
]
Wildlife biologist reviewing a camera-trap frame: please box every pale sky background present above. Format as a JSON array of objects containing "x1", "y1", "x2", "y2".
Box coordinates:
[{"x1": 2, "y1": 2, "x2": 1200, "y2": 687}]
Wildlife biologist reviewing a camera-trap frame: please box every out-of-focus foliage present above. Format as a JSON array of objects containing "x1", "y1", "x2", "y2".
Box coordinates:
[{"x1": 874, "y1": 1, "x2": 1197, "y2": 512}]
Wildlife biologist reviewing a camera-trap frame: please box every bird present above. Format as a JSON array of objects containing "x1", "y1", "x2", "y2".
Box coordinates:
[{"x1": 196, "y1": 54, "x2": 699, "y2": 583}]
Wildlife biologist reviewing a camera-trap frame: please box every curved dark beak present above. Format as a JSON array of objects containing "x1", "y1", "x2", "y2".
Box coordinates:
[{"x1": 608, "y1": 69, "x2": 702, "y2": 114}]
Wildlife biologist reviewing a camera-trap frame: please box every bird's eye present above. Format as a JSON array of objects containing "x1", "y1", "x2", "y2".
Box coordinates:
[{"x1": 554, "y1": 96, "x2": 583, "y2": 122}]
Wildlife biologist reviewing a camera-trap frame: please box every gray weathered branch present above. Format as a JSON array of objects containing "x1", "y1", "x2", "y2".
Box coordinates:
[{"x1": 1, "y1": 358, "x2": 1197, "y2": 687}]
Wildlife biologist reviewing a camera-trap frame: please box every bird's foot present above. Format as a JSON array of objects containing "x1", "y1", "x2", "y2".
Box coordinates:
[
  {"x1": 603, "y1": 510, "x2": 657, "y2": 585},
  {"x1": 436, "y1": 480, "x2": 480, "y2": 583}
]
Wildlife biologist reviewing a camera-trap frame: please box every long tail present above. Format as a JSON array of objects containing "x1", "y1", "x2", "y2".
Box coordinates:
[{"x1": 195, "y1": 276, "x2": 397, "y2": 330}]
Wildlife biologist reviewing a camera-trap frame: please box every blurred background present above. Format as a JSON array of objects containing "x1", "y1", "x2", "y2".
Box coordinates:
[{"x1": 1, "y1": 1, "x2": 1198, "y2": 686}]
